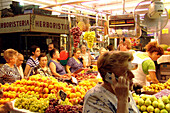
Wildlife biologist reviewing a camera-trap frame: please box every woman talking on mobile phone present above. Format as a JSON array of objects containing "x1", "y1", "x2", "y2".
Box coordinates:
[{"x1": 83, "y1": 51, "x2": 139, "y2": 113}]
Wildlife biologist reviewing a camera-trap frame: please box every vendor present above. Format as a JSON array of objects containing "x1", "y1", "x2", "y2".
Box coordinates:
[
  {"x1": 66, "y1": 48, "x2": 86, "y2": 73},
  {"x1": 132, "y1": 41, "x2": 164, "y2": 86},
  {"x1": 95, "y1": 47, "x2": 107, "y2": 60},
  {"x1": 48, "y1": 49, "x2": 66, "y2": 78}
]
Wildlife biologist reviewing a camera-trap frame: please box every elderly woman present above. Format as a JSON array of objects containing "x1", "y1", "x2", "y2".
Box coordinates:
[
  {"x1": 31, "y1": 53, "x2": 52, "y2": 77},
  {"x1": 48, "y1": 49, "x2": 66, "y2": 78},
  {"x1": 83, "y1": 51, "x2": 139, "y2": 113},
  {"x1": 0, "y1": 49, "x2": 21, "y2": 84},
  {"x1": 66, "y1": 48, "x2": 86, "y2": 73}
]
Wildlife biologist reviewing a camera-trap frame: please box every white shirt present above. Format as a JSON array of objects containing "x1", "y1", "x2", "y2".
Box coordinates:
[{"x1": 17, "y1": 65, "x2": 24, "y2": 79}]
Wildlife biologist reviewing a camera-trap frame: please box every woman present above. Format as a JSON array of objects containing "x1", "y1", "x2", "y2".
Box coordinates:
[
  {"x1": 80, "y1": 44, "x2": 93, "y2": 67},
  {"x1": 48, "y1": 49, "x2": 66, "y2": 78},
  {"x1": 24, "y1": 45, "x2": 40, "y2": 78},
  {"x1": 95, "y1": 47, "x2": 107, "y2": 60},
  {"x1": 118, "y1": 39, "x2": 132, "y2": 51},
  {"x1": 0, "y1": 49, "x2": 21, "y2": 84},
  {"x1": 66, "y1": 48, "x2": 86, "y2": 73},
  {"x1": 132, "y1": 41, "x2": 164, "y2": 86},
  {"x1": 83, "y1": 51, "x2": 139, "y2": 113},
  {"x1": 32, "y1": 53, "x2": 52, "y2": 77}
]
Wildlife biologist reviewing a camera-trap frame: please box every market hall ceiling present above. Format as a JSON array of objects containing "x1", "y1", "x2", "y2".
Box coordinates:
[{"x1": 14, "y1": 0, "x2": 170, "y2": 14}]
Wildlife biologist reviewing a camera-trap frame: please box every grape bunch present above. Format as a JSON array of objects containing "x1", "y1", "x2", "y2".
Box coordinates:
[
  {"x1": 83, "y1": 31, "x2": 96, "y2": 49},
  {"x1": 70, "y1": 27, "x2": 82, "y2": 47}
]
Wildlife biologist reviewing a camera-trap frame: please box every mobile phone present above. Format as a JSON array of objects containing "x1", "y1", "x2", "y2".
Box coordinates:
[{"x1": 105, "y1": 72, "x2": 119, "y2": 84}]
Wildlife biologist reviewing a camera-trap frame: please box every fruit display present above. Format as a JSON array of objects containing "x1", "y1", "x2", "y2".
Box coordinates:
[
  {"x1": 45, "y1": 98, "x2": 83, "y2": 113},
  {"x1": 133, "y1": 93, "x2": 170, "y2": 113},
  {"x1": 143, "y1": 78, "x2": 170, "y2": 93},
  {"x1": 83, "y1": 31, "x2": 96, "y2": 49},
  {"x1": 70, "y1": 27, "x2": 82, "y2": 47}
]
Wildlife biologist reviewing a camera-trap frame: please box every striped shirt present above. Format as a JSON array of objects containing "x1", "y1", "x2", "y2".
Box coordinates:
[
  {"x1": 0, "y1": 64, "x2": 21, "y2": 84},
  {"x1": 26, "y1": 56, "x2": 39, "y2": 68}
]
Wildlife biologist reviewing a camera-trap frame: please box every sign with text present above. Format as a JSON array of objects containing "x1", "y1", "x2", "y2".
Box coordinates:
[
  {"x1": 0, "y1": 15, "x2": 30, "y2": 33},
  {"x1": 30, "y1": 14, "x2": 69, "y2": 34},
  {"x1": 0, "y1": 14, "x2": 69, "y2": 34}
]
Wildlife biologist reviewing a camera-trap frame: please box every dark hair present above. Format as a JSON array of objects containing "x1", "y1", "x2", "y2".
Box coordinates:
[
  {"x1": 50, "y1": 48, "x2": 59, "y2": 58},
  {"x1": 72, "y1": 48, "x2": 81, "y2": 56},
  {"x1": 30, "y1": 45, "x2": 40, "y2": 56},
  {"x1": 38, "y1": 53, "x2": 47, "y2": 61},
  {"x1": 107, "y1": 45, "x2": 114, "y2": 51},
  {"x1": 145, "y1": 41, "x2": 164, "y2": 55},
  {"x1": 60, "y1": 46, "x2": 65, "y2": 51}
]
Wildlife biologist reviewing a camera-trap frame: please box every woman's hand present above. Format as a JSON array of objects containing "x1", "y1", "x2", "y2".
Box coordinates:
[{"x1": 111, "y1": 73, "x2": 129, "y2": 101}]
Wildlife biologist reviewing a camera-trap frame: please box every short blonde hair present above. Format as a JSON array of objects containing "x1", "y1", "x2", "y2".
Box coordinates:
[
  {"x1": 97, "y1": 51, "x2": 133, "y2": 82},
  {"x1": 4, "y1": 49, "x2": 18, "y2": 62}
]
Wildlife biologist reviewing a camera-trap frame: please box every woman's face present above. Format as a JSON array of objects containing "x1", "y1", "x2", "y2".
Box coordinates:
[
  {"x1": 53, "y1": 51, "x2": 60, "y2": 59},
  {"x1": 150, "y1": 52, "x2": 161, "y2": 61},
  {"x1": 119, "y1": 44, "x2": 127, "y2": 51},
  {"x1": 100, "y1": 48, "x2": 107, "y2": 55},
  {"x1": 81, "y1": 45, "x2": 86, "y2": 53},
  {"x1": 39, "y1": 56, "x2": 47, "y2": 67},
  {"x1": 10, "y1": 55, "x2": 17, "y2": 65},
  {"x1": 74, "y1": 50, "x2": 81, "y2": 58},
  {"x1": 33, "y1": 48, "x2": 41, "y2": 57}
]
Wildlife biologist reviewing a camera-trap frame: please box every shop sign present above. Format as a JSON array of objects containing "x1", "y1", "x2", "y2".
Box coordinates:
[
  {"x1": 0, "y1": 14, "x2": 69, "y2": 34},
  {"x1": 30, "y1": 14, "x2": 69, "y2": 34},
  {"x1": 0, "y1": 15, "x2": 30, "y2": 33}
]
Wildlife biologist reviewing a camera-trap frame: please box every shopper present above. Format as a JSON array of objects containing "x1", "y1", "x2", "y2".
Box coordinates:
[
  {"x1": 118, "y1": 39, "x2": 132, "y2": 51},
  {"x1": 31, "y1": 53, "x2": 52, "y2": 77},
  {"x1": 132, "y1": 41, "x2": 164, "y2": 86},
  {"x1": 0, "y1": 49, "x2": 21, "y2": 84},
  {"x1": 48, "y1": 49, "x2": 66, "y2": 78},
  {"x1": 16, "y1": 53, "x2": 24, "y2": 79},
  {"x1": 24, "y1": 45, "x2": 40, "y2": 78},
  {"x1": 95, "y1": 47, "x2": 107, "y2": 60},
  {"x1": 66, "y1": 47, "x2": 86, "y2": 73},
  {"x1": 46, "y1": 43, "x2": 54, "y2": 63},
  {"x1": 83, "y1": 51, "x2": 139, "y2": 113},
  {"x1": 80, "y1": 44, "x2": 93, "y2": 67},
  {"x1": 58, "y1": 46, "x2": 69, "y2": 66}
]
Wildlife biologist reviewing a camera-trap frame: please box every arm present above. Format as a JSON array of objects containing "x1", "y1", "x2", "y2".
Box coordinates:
[
  {"x1": 149, "y1": 71, "x2": 159, "y2": 84},
  {"x1": 49, "y1": 62, "x2": 61, "y2": 78},
  {"x1": 24, "y1": 64, "x2": 31, "y2": 78},
  {"x1": 66, "y1": 65, "x2": 71, "y2": 73},
  {"x1": 81, "y1": 56, "x2": 86, "y2": 68}
]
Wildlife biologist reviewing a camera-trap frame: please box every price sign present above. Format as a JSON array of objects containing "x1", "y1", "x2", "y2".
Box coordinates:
[
  {"x1": 59, "y1": 90, "x2": 67, "y2": 101},
  {"x1": 71, "y1": 76, "x2": 78, "y2": 84}
]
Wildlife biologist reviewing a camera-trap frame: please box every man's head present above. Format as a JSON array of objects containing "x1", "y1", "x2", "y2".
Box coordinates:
[
  {"x1": 48, "y1": 43, "x2": 54, "y2": 52},
  {"x1": 16, "y1": 53, "x2": 24, "y2": 67}
]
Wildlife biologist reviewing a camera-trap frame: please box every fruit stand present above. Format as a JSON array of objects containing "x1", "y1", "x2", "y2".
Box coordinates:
[{"x1": 0, "y1": 71, "x2": 101, "y2": 113}]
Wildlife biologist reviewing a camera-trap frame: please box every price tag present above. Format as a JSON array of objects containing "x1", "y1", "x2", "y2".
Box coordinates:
[
  {"x1": 59, "y1": 90, "x2": 67, "y2": 101},
  {"x1": 71, "y1": 76, "x2": 78, "y2": 84}
]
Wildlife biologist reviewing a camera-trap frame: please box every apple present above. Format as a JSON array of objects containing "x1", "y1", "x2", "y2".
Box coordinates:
[
  {"x1": 48, "y1": 85, "x2": 54, "y2": 90},
  {"x1": 43, "y1": 94, "x2": 48, "y2": 98},
  {"x1": 150, "y1": 95, "x2": 157, "y2": 102},
  {"x1": 43, "y1": 83, "x2": 48, "y2": 88},
  {"x1": 71, "y1": 88, "x2": 76, "y2": 93},
  {"x1": 69, "y1": 93, "x2": 76, "y2": 98},
  {"x1": 34, "y1": 87, "x2": 39, "y2": 92},
  {"x1": 147, "y1": 105, "x2": 154, "y2": 112},
  {"x1": 168, "y1": 94, "x2": 170, "y2": 100},
  {"x1": 140, "y1": 105, "x2": 147, "y2": 111},
  {"x1": 136, "y1": 105, "x2": 140, "y2": 110},
  {"x1": 167, "y1": 47, "x2": 170, "y2": 51},
  {"x1": 152, "y1": 101, "x2": 158, "y2": 108},
  {"x1": 30, "y1": 86, "x2": 35, "y2": 91},
  {"x1": 155, "y1": 108, "x2": 160, "y2": 113},
  {"x1": 162, "y1": 96, "x2": 169, "y2": 104},
  {"x1": 43, "y1": 88, "x2": 49, "y2": 94},
  {"x1": 158, "y1": 102, "x2": 165, "y2": 109},
  {"x1": 145, "y1": 99, "x2": 151, "y2": 106},
  {"x1": 138, "y1": 98, "x2": 144, "y2": 106},
  {"x1": 165, "y1": 104, "x2": 170, "y2": 112},
  {"x1": 160, "y1": 109, "x2": 168, "y2": 113}
]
